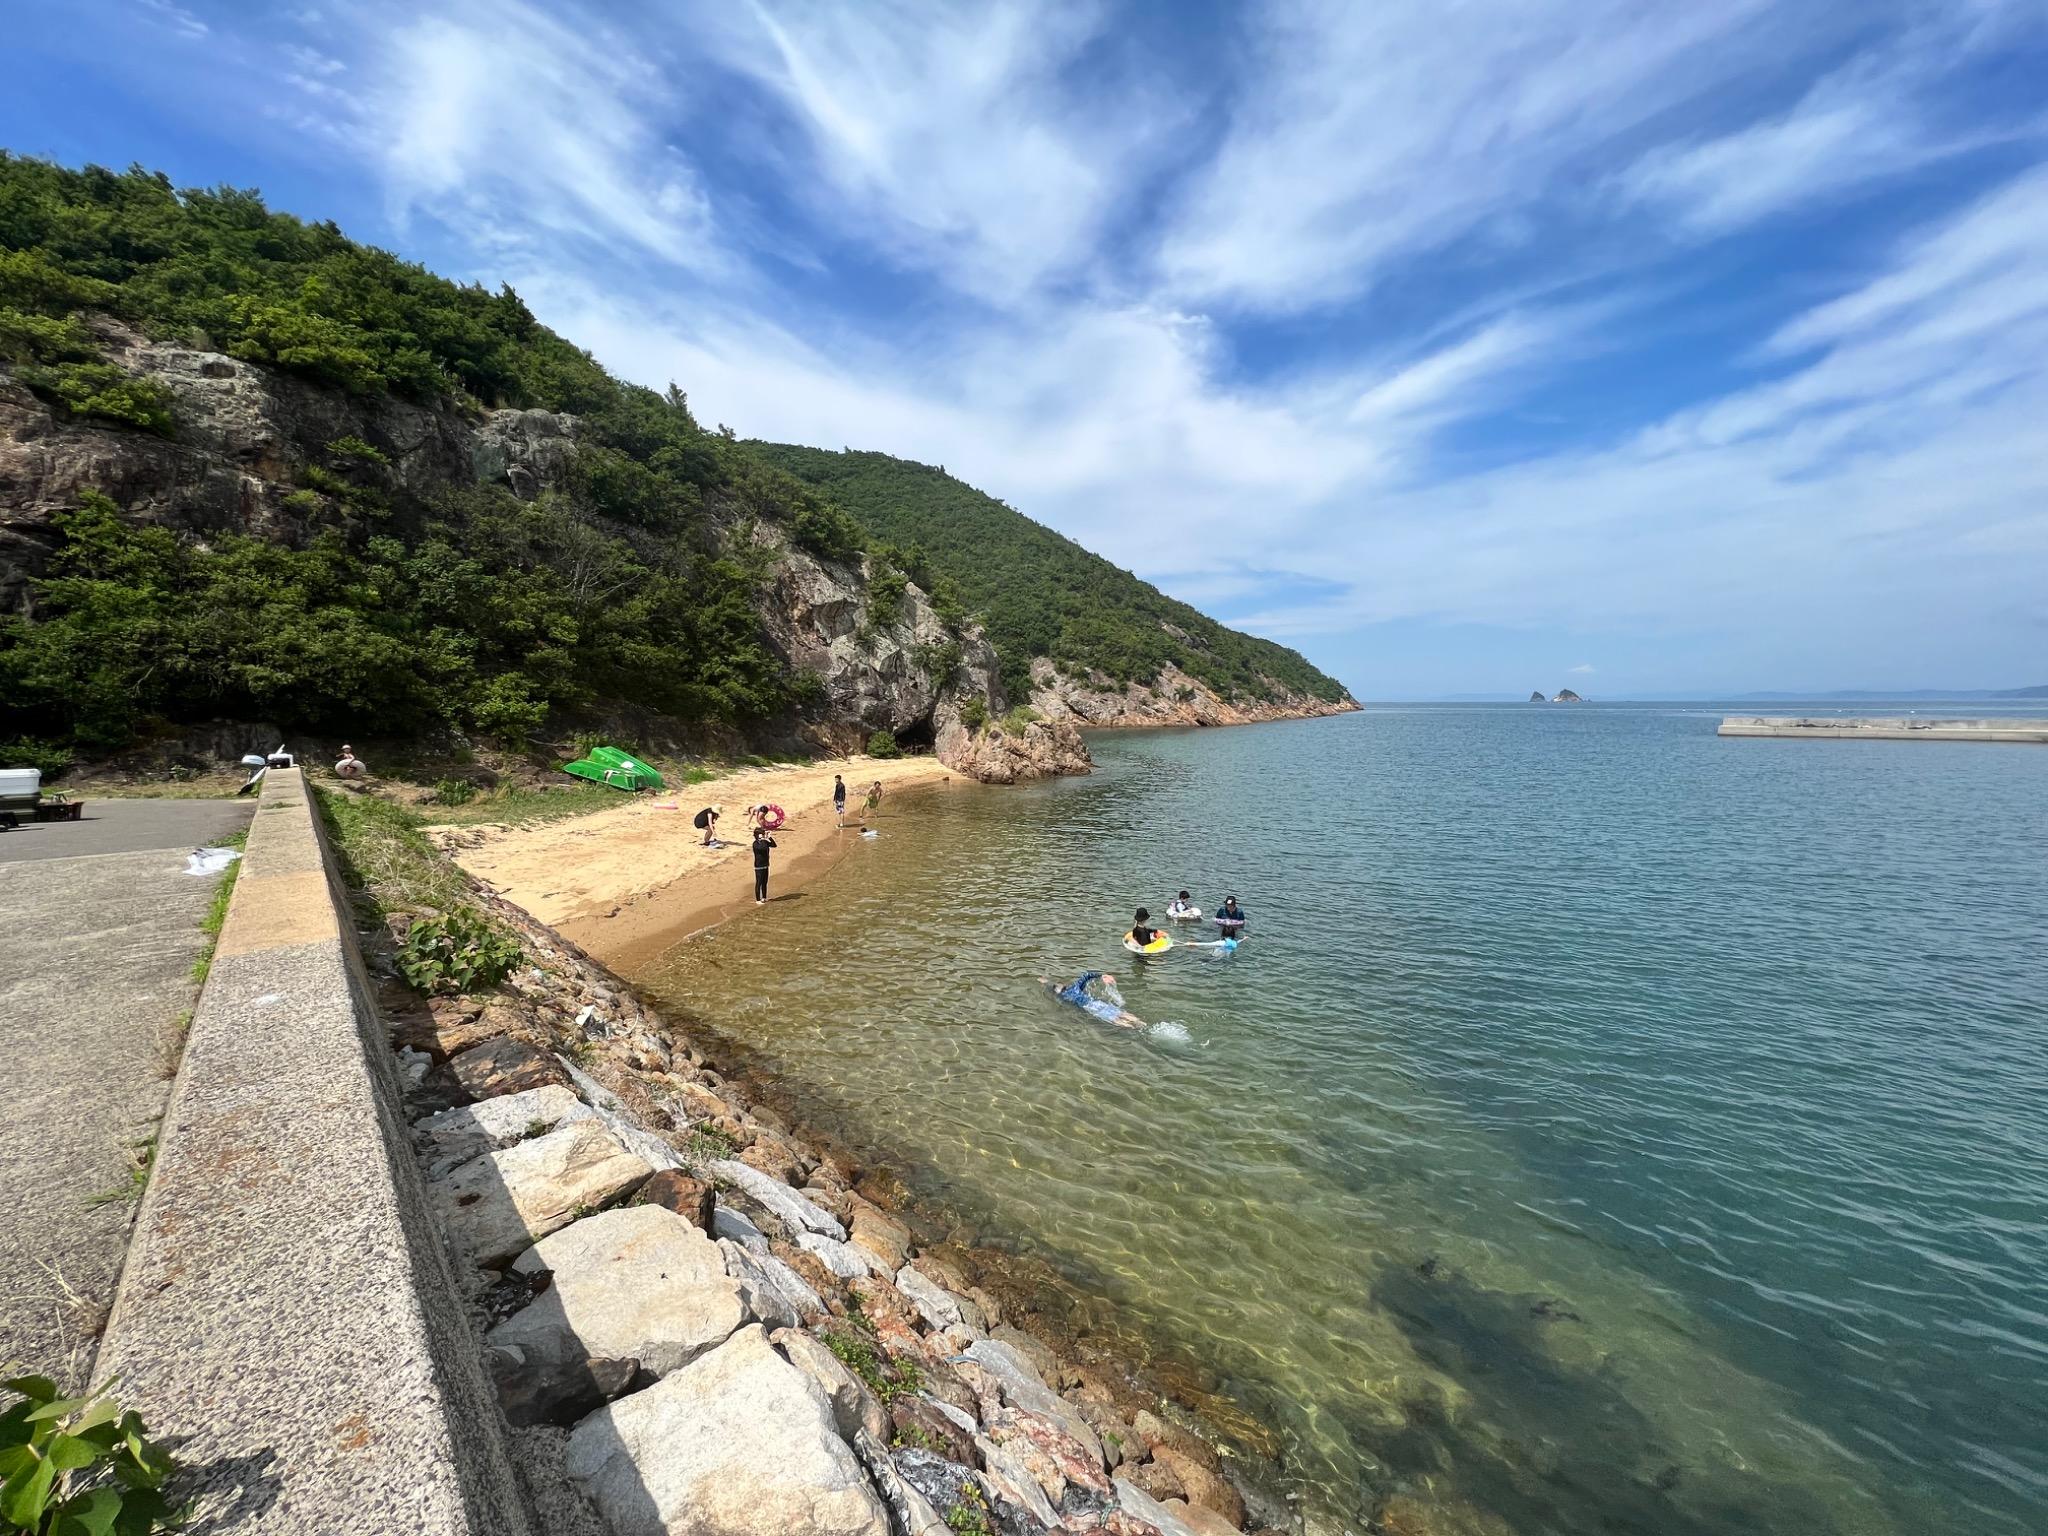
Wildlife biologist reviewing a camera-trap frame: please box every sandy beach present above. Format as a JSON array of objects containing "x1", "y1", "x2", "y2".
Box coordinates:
[{"x1": 430, "y1": 754, "x2": 961, "y2": 970}]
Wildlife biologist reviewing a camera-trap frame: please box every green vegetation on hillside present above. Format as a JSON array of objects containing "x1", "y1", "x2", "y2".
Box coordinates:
[
  {"x1": 751, "y1": 444, "x2": 1349, "y2": 704},
  {"x1": 0, "y1": 155, "x2": 1345, "y2": 761},
  {"x1": 0, "y1": 156, "x2": 859, "y2": 753}
]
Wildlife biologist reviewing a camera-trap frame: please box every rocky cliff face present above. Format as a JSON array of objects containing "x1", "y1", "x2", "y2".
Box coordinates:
[
  {"x1": 752, "y1": 540, "x2": 1088, "y2": 779},
  {"x1": 1027, "y1": 657, "x2": 1359, "y2": 729},
  {"x1": 0, "y1": 323, "x2": 1090, "y2": 782}
]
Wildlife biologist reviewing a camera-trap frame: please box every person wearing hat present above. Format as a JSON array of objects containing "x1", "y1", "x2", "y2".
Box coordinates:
[
  {"x1": 693, "y1": 803, "x2": 723, "y2": 846},
  {"x1": 334, "y1": 743, "x2": 366, "y2": 779}
]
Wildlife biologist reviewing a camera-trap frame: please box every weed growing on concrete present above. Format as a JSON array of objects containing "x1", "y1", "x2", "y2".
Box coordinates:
[
  {"x1": 152, "y1": 1010, "x2": 191, "y2": 1082},
  {"x1": 83, "y1": 1137, "x2": 154, "y2": 1209},
  {"x1": 0, "y1": 1374, "x2": 181, "y2": 1533},
  {"x1": 187, "y1": 833, "x2": 245, "y2": 985}
]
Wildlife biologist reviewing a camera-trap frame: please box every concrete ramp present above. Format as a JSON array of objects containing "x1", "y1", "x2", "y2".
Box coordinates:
[{"x1": 1718, "y1": 716, "x2": 2048, "y2": 743}]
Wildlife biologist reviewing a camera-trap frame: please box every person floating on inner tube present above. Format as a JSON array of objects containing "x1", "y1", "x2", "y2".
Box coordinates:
[
  {"x1": 1129, "y1": 907, "x2": 1162, "y2": 949},
  {"x1": 1043, "y1": 971, "x2": 1144, "y2": 1029},
  {"x1": 1166, "y1": 891, "x2": 1199, "y2": 919},
  {"x1": 1215, "y1": 895, "x2": 1247, "y2": 932}
]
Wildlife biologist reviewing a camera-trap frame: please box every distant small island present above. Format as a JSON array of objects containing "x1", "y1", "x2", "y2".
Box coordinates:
[{"x1": 1531, "y1": 688, "x2": 1585, "y2": 702}]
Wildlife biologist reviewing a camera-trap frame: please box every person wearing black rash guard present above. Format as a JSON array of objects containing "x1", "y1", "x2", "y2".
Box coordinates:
[
  {"x1": 1129, "y1": 907, "x2": 1160, "y2": 947},
  {"x1": 751, "y1": 828, "x2": 776, "y2": 903},
  {"x1": 1215, "y1": 895, "x2": 1247, "y2": 931}
]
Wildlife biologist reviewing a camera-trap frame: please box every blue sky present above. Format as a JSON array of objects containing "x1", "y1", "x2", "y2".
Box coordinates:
[{"x1": 6, "y1": 1, "x2": 2047, "y2": 698}]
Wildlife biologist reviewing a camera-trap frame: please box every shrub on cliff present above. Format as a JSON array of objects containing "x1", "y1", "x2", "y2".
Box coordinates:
[{"x1": 866, "y1": 730, "x2": 901, "y2": 758}]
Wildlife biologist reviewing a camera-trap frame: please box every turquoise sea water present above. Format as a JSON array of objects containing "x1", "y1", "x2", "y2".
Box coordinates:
[{"x1": 638, "y1": 705, "x2": 2048, "y2": 1535}]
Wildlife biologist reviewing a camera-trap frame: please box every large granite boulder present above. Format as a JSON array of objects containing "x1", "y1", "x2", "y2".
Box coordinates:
[
  {"x1": 708, "y1": 1159, "x2": 847, "y2": 1239},
  {"x1": 415, "y1": 1083, "x2": 593, "y2": 1179},
  {"x1": 960, "y1": 1338, "x2": 1102, "y2": 1463},
  {"x1": 774, "y1": 1328, "x2": 889, "y2": 1444},
  {"x1": 566, "y1": 1324, "x2": 890, "y2": 1536},
  {"x1": 893, "y1": 1265, "x2": 963, "y2": 1331},
  {"x1": 490, "y1": 1205, "x2": 743, "y2": 1380},
  {"x1": 721, "y1": 1239, "x2": 827, "y2": 1329},
  {"x1": 435, "y1": 1120, "x2": 652, "y2": 1267}
]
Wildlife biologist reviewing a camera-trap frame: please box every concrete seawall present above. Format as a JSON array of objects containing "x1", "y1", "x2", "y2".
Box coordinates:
[
  {"x1": 1719, "y1": 716, "x2": 2048, "y2": 743},
  {"x1": 96, "y1": 768, "x2": 533, "y2": 1534}
]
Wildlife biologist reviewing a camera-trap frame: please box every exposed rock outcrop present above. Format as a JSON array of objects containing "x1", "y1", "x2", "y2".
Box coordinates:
[
  {"x1": 0, "y1": 318, "x2": 561, "y2": 613},
  {"x1": 1028, "y1": 658, "x2": 1356, "y2": 730}
]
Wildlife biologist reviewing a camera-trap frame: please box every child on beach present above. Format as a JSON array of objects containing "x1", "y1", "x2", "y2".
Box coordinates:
[
  {"x1": 693, "y1": 804, "x2": 722, "y2": 846},
  {"x1": 863, "y1": 780, "x2": 883, "y2": 818},
  {"x1": 751, "y1": 826, "x2": 776, "y2": 903},
  {"x1": 833, "y1": 774, "x2": 847, "y2": 826}
]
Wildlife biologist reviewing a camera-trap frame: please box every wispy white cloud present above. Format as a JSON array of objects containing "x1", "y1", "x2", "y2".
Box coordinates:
[
  {"x1": 1153, "y1": 0, "x2": 1783, "y2": 311},
  {"x1": 1619, "y1": 8, "x2": 2046, "y2": 235},
  {"x1": 136, "y1": 0, "x2": 207, "y2": 40},
  {"x1": 63, "y1": 0, "x2": 2048, "y2": 690},
  {"x1": 277, "y1": 0, "x2": 729, "y2": 272},
  {"x1": 688, "y1": 1, "x2": 1177, "y2": 302}
]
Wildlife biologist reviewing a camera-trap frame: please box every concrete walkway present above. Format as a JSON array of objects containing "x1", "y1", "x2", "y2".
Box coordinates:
[{"x1": 0, "y1": 796, "x2": 252, "y2": 1384}]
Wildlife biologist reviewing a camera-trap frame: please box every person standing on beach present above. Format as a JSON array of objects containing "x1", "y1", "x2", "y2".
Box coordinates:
[
  {"x1": 751, "y1": 826, "x2": 776, "y2": 904},
  {"x1": 833, "y1": 774, "x2": 847, "y2": 826},
  {"x1": 863, "y1": 779, "x2": 883, "y2": 819}
]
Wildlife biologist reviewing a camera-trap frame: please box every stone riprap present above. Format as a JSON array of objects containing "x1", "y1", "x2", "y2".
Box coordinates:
[{"x1": 368, "y1": 846, "x2": 1271, "y2": 1535}]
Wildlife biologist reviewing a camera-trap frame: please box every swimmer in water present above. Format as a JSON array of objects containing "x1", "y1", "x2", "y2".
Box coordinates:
[
  {"x1": 1041, "y1": 971, "x2": 1145, "y2": 1029},
  {"x1": 1166, "y1": 891, "x2": 1198, "y2": 919},
  {"x1": 1129, "y1": 907, "x2": 1161, "y2": 948}
]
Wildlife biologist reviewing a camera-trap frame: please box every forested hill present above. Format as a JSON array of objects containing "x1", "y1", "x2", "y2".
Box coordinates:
[
  {"x1": 0, "y1": 155, "x2": 884, "y2": 759},
  {"x1": 750, "y1": 444, "x2": 1352, "y2": 706}
]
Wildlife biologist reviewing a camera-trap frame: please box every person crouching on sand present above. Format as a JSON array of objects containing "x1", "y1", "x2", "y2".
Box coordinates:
[
  {"x1": 751, "y1": 825, "x2": 776, "y2": 903},
  {"x1": 694, "y1": 804, "x2": 721, "y2": 845}
]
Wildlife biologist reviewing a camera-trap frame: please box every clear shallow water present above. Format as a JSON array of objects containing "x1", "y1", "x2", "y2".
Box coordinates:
[{"x1": 639, "y1": 705, "x2": 2048, "y2": 1535}]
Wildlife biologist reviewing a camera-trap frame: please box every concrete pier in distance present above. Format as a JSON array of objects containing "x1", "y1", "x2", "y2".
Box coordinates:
[{"x1": 1718, "y1": 716, "x2": 2048, "y2": 743}]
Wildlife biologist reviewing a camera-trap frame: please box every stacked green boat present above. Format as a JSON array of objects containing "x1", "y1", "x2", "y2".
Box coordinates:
[{"x1": 561, "y1": 745, "x2": 665, "y2": 792}]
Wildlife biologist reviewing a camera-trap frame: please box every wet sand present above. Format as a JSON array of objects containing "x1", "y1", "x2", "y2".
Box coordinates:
[{"x1": 430, "y1": 754, "x2": 962, "y2": 972}]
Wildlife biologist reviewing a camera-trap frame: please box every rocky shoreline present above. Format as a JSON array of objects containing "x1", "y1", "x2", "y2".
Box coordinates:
[{"x1": 369, "y1": 850, "x2": 1294, "y2": 1536}]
